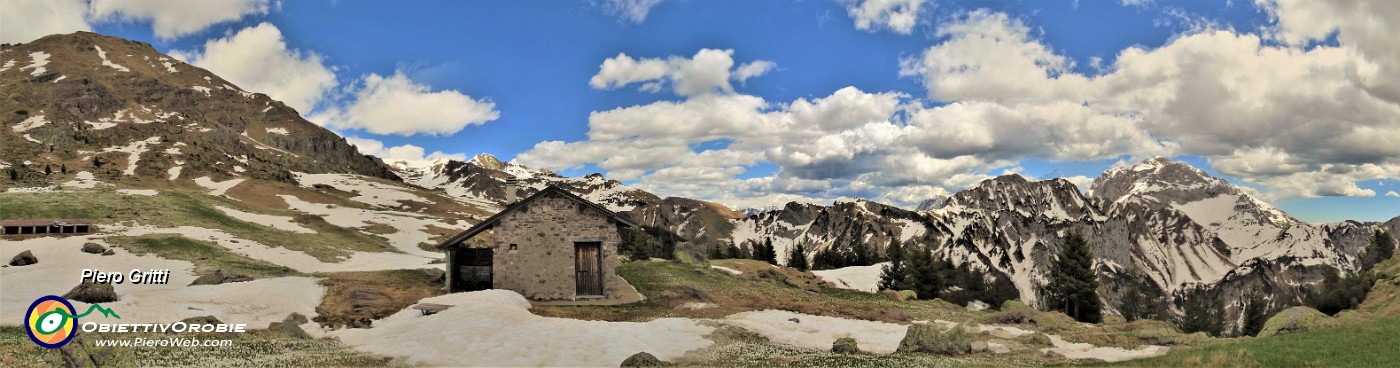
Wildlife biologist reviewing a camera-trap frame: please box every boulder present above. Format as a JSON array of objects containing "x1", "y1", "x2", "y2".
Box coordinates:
[
  {"x1": 832, "y1": 337, "x2": 861, "y2": 354},
  {"x1": 970, "y1": 341, "x2": 989, "y2": 353},
  {"x1": 267, "y1": 313, "x2": 312, "y2": 339},
  {"x1": 897, "y1": 290, "x2": 918, "y2": 301},
  {"x1": 620, "y1": 352, "x2": 670, "y2": 367},
  {"x1": 966, "y1": 300, "x2": 990, "y2": 312},
  {"x1": 101, "y1": 249, "x2": 115, "y2": 256},
  {"x1": 81, "y1": 242, "x2": 106, "y2": 254},
  {"x1": 9, "y1": 250, "x2": 37, "y2": 266},
  {"x1": 180, "y1": 315, "x2": 224, "y2": 326},
  {"x1": 885, "y1": 309, "x2": 908, "y2": 321},
  {"x1": 1259, "y1": 306, "x2": 1337, "y2": 337},
  {"x1": 63, "y1": 282, "x2": 119, "y2": 303},
  {"x1": 190, "y1": 269, "x2": 254, "y2": 286},
  {"x1": 672, "y1": 242, "x2": 709, "y2": 268},
  {"x1": 896, "y1": 323, "x2": 973, "y2": 355}
]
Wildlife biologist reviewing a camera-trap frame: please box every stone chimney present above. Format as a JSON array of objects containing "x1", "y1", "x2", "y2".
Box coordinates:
[{"x1": 504, "y1": 177, "x2": 519, "y2": 203}]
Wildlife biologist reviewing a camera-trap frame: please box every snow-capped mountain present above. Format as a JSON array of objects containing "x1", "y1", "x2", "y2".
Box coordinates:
[{"x1": 391, "y1": 153, "x2": 657, "y2": 212}]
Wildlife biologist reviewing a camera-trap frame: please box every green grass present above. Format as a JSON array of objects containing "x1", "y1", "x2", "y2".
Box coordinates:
[
  {"x1": 105, "y1": 234, "x2": 298, "y2": 278},
  {"x1": 0, "y1": 189, "x2": 395, "y2": 261},
  {"x1": 0, "y1": 326, "x2": 398, "y2": 367},
  {"x1": 1107, "y1": 314, "x2": 1400, "y2": 367}
]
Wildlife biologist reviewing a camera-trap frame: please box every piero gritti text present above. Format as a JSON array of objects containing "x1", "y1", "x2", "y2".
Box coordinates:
[{"x1": 80, "y1": 268, "x2": 172, "y2": 284}]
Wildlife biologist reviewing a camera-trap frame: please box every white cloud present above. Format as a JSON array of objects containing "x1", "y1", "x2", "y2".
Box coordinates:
[
  {"x1": 170, "y1": 23, "x2": 335, "y2": 114},
  {"x1": 1387, "y1": 191, "x2": 1399, "y2": 198},
  {"x1": 1256, "y1": 0, "x2": 1400, "y2": 103},
  {"x1": 311, "y1": 71, "x2": 500, "y2": 136},
  {"x1": 588, "y1": 49, "x2": 775, "y2": 97},
  {"x1": 899, "y1": 9, "x2": 1400, "y2": 201},
  {"x1": 601, "y1": 0, "x2": 662, "y2": 23},
  {"x1": 734, "y1": 60, "x2": 777, "y2": 83},
  {"x1": 345, "y1": 137, "x2": 466, "y2": 168},
  {"x1": 89, "y1": 0, "x2": 273, "y2": 40},
  {"x1": 845, "y1": 0, "x2": 929, "y2": 35},
  {"x1": 0, "y1": 0, "x2": 90, "y2": 44}
]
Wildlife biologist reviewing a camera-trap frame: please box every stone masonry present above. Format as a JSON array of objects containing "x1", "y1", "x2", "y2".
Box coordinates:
[{"x1": 490, "y1": 191, "x2": 623, "y2": 300}]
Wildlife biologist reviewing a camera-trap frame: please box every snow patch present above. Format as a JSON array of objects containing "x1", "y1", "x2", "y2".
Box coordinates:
[
  {"x1": 1042, "y1": 334, "x2": 1169, "y2": 363},
  {"x1": 93, "y1": 45, "x2": 130, "y2": 72},
  {"x1": 265, "y1": 127, "x2": 289, "y2": 135},
  {"x1": 60, "y1": 171, "x2": 102, "y2": 189},
  {"x1": 101, "y1": 137, "x2": 161, "y2": 176},
  {"x1": 711, "y1": 265, "x2": 742, "y2": 275},
  {"x1": 117, "y1": 189, "x2": 158, "y2": 196},
  {"x1": 332, "y1": 290, "x2": 714, "y2": 367},
  {"x1": 812, "y1": 262, "x2": 889, "y2": 293},
  {"x1": 193, "y1": 176, "x2": 244, "y2": 196},
  {"x1": 12, "y1": 115, "x2": 49, "y2": 132},
  {"x1": 724, "y1": 310, "x2": 907, "y2": 354},
  {"x1": 191, "y1": 86, "x2": 211, "y2": 96},
  {"x1": 215, "y1": 206, "x2": 315, "y2": 234},
  {"x1": 20, "y1": 51, "x2": 49, "y2": 76}
]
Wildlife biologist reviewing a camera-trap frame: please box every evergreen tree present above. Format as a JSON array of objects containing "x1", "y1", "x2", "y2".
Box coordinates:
[
  {"x1": 763, "y1": 237, "x2": 778, "y2": 265},
  {"x1": 1362, "y1": 230, "x2": 1395, "y2": 271},
  {"x1": 1241, "y1": 287, "x2": 1269, "y2": 337},
  {"x1": 1179, "y1": 286, "x2": 1224, "y2": 336},
  {"x1": 852, "y1": 238, "x2": 871, "y2": 266},
  {"x1": 878, "y1": 238, "x2": 908, "y2": 291},
  {"x1": 1119, "y1": 268, "x2": 1166, "y2": 322},
  {"x1": 44, "y1": 164, "x2": 52, "y2": 175},
  {"x1": 629, "y1": 228, "x2": 650, "y2": 260},
  {"x1": 1047, "y1": 228, "x2": 1103, "y2": 323},
  {"x1": 60, "y1": 163, "x2": 67, "y2": 174},
  {"x1": 789, "y1": 242, "x2": 809, "y2": 271},
  {"x1": 908, "y1": 245, "x2": 944, "y2": 300},
  {"x1": 8, "y1": 168, "x2": 16, "y2": 181},
  {"x1": 1308, "y1": 268, "x2": 1376, "y2": 315}
]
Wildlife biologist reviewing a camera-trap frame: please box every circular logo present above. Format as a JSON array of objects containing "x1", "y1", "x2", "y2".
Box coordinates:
[{"x1": 25, "y1": 295, "x2": 77, "y2": 349}]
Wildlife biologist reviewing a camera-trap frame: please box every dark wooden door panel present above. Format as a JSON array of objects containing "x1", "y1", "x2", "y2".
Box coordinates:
[{"x1": 575, "y1": 242, "x2": 603, "y2": 296}]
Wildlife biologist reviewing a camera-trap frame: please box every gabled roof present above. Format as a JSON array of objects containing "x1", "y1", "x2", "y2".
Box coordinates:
[{"x1": 435, "y1": 185, "x2": 638, "y2": 251}]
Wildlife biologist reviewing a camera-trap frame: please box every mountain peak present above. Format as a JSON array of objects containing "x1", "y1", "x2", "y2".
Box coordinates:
[{"x1": 468, "y1": 153, "x2": 505, "y2": 171}]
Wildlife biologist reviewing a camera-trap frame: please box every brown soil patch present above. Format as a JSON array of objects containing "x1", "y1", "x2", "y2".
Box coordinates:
[{"x1": 313, "y1": 269, "x2": 444, "y2": 329}]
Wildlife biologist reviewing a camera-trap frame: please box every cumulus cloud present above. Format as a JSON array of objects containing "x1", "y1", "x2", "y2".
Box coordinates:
[
  {"x1": 170, "y1": 23, "x2": 336, "y2": 114},
  {"x1": 0, "y1": 0, "x2": 90, "y2": 44},
  {"x1": 845, "y1": 0, "x2": 929, "y2": 35},
  {"x1": 588, "y1": 49, "x2": 775, "y2": 97},
  {"x1": 899, "y1": 8, "x2": 1400, "y2": 200},
  {"x1": 345, "y1": 137, "x2": 467, "y2": 168},
  {"x1": 311, "y1": 71, "x2": 500, "y2": 136},
  {"x1": 1257, "y1": 0, "x2": 1400, "y2": 102},
  {"x1": 1387, "y1": 191, "x2": 1399, "y2": 198},
  {"x1": 89, "y1": 0, "x2": 274, "y2": 40},
  {"x1": 601, "y1": 0, "x2": 662, "y2": 23}
]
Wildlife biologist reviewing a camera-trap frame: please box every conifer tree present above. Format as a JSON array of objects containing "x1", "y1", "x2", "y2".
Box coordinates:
[
  {"x1": 1241, "y1": 287, "x2": 1269, "y2": 337},
  {"x1": 763, "y1": 237, "x2": 778, "y2": 265},
  {"x1": 879, "y1": 238, "x2": 908, "y2": 291},
  {"x1": 908, "y1": 244, "x2": 943, "y2": 300},
  {"x1": 789, "y1": 242, "x2": 809, "y2": 271},
  {"x1": 1179, "y1": 286, "x2": 1224, "y2": 336},
  {"x1": 1362, "y1": 230, "x2": 1395, "y2": 270},
  {"x1": 1047, "y1": 228, "x2": 1103, "y2": 323}
]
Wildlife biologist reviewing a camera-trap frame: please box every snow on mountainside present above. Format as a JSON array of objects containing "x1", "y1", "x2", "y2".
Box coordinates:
[
  {"x1": 390, "y1": 153, "x2": 657, "y2": 213},
  {"x1": 1, "y1": 32, "x2": 399, "y2": 188}
]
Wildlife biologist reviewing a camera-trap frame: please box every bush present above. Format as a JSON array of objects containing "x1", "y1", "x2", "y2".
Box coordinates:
[{"x1": 1259, "y1": 306, "x2": 1337, "y2": 337}]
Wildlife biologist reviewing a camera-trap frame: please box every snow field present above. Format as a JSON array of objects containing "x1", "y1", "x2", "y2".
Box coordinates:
[
  {"x1": 812, "y1": 262, "x2": 889, "y2": 292},
  {"x1": 724, "y1": 310, "x2": 908, "y2": 354},
  {"x1": 333, "y1": 290, "x2": 715, "y2": 367}
]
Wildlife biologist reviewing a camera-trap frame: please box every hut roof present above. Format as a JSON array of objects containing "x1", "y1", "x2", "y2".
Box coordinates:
[
  {"x1": 2, "y1": 219, "x2": 92, "y2": 227},
  {"x1": 435, "y1": 186, "x2": 638, "y2": 251}
]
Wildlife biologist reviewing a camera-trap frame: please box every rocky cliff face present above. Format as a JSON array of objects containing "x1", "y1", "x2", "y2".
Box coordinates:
[{"x1": 1, "y1": 32, "x2": 398, "y2": 186}]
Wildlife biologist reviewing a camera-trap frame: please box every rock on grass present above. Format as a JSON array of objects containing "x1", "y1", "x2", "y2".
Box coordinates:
[
  {"x1": 896, "y1": 323, "x2": 974, "y2": 355},
  {"x1": 832, "y1": 337, "x2": 861, "y2": 354},
  {"x1": 82, "y1": 242, "x2": 106, "y2": 254},
  {"x1": 190, "y1": 269, "x2": 254, "y2": 286}
]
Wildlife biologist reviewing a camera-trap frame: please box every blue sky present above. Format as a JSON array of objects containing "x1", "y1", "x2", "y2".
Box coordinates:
[{"x1": 7, "y1": 0, "x2": 1398, "y2": 223}]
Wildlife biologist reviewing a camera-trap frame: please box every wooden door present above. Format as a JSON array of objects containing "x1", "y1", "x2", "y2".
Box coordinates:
[
  {"x1": 575, "y1": 242, "x2": 603, "y2": 296},
  {"x1": 454, "y1": 248, "x2": 493, "y2": 292}
]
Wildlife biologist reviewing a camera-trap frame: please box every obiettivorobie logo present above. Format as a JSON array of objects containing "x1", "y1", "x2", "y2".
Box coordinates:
[{"x1": 24, "y1": 295, "x2": 121, "y2": 349}]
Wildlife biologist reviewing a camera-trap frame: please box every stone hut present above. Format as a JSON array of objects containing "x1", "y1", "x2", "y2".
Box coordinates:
[{"x1": 436, "y1": 185, "x2": 638, "y2": 300}]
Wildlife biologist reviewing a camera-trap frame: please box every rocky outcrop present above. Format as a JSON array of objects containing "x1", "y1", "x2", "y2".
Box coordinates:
[{"x1": 8, "y1": 250, "x2": 37, "y2": 266}]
